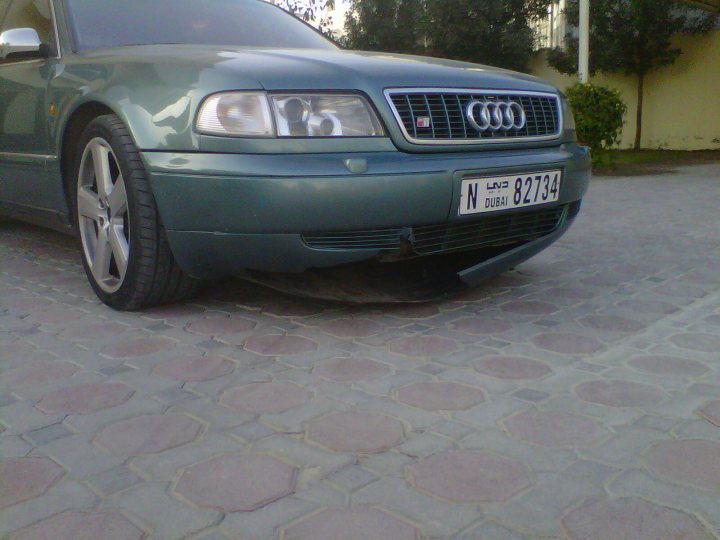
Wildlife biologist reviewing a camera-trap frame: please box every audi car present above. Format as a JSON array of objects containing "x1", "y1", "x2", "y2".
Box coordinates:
[{"x1": 0, "y1": 0, "x2": 591, "y2": 310}]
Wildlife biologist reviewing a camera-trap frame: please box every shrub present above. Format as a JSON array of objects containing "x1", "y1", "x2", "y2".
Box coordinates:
[{"x1": 565, "y1": 83, "x2": 627, "y2": 156}]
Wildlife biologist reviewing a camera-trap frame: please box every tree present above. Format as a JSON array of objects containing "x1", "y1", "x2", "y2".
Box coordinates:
[
  {"x1": 344, "y1": 0, "x2": 553, "y2": 72},
  {"x1": 423, "y1": 0, "x2": 551, "y2": 72},
  {"x1": 344, "y1": 0, "x2": 424, "y2": 54},
  {"x1": 272, "y1": 0, "x2": 336, "y2": 35},
  {"x1": 548, "y1": 0, "x2": 718, "y2": 149}
]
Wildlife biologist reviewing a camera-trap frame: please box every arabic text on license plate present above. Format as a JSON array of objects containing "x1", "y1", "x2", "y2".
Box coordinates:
[{"x1": 459, "y1": 170, "x2": 562, "y2": 216}]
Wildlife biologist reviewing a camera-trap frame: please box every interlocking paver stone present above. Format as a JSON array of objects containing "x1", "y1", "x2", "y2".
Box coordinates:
[
  {"x1": 396, "y1": 381, "x2": 485, "y2": 410},
  {"x1": 532, "y1": 333, "x2": 605, "y2": 355},
  {"x1": 35, "y1": 382, "x2": 134, "y2": 415},
  {"x1": 9, "y1": 510, "x2": 144, "y2": 540},
  {"x1": 670, "y1": 332, "x2": 720, "y2": 353},
  {"x1": 307, "y1": 411, "x2": 404, "y2": 454},
  {"x1": 388, "y1": 335, "x2": 458, "y2": 358},
  {"x1": 502, "y1": 300, "x2": 559, "y2": 315},
  {"x1": 618, "y1": 299, "x2": 679, "y2": 315},
  {"x1": 578, "y1": 315, "x2": 645, "y2": 333},
  {"x1": 645, "y1": 440, "x2": 720, "y2": 491},
  {"x1": 409, "y1": 451, "x2": 531, "y2": 502},
  {"x1": 504, "y1": 409, "x2": 610, "y2": 448},
  {"x1": 222, "y1": 382, "x2": 309, "y2": 414},
  {"x1": 283, "y1": 506, "x2": 418, "y2": 540},
  {"x1": 384, "y1": 304, "x2": 440, "y2": 319},
  {"x1": 628, "y1": 355, "x2": 709, "y2": 377},
  {"x1": 575, "y1": 380, "x2": 666, "y2": 407},
  {"x1": 698, "y1": 400, "x2": 720, "y2": 427},
  {"x1": 153, "y1": 355, "x2": 234, "y2": 381},
  {"x1": 474, "y1": 355, "x2": 552, "y2": 379},
  {"x1": 244, "y1": 335, "x2": 317, "y2": 355},
  {"x1": 0, "y1": 362, "x2": 78, "y2": 389},
  {"x1": 313, "y1": 357, "x2": 390, "y2": 382},
  {"x1": 185, "y1": 316, "x2": 256, "y2": 336},
  {"x1": 321, "y1": 318, "x2": 382, "y2": 337},
  {"x1": 175, "y1": 454, "x2": 296, "y2": 511},
  {"x1": 452, "y1": 316, "x2": 513, "y2": 334},
  {"x1": 0, "y1": 457, "x2": 65, "y2": 509},
  {"x1": 3, "y1": 166, "x2": 720, "y2": 538},
  {"x1": 562, "y1": 497, "x2": 715, "y2": 540},
  {"x1": 102, "y1": 336, "x2": 174, "y2": 358},
  {"x1": 94, "y1": 414, "x2": 202, "y2": 456},
  {"x1": 59, "y1": 321, "x2": 128, "y2": 342}
]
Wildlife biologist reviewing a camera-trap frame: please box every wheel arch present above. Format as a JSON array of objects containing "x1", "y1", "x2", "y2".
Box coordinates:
[{"x1": 60, "y1": 102, "x2": 125, "y2": 218}]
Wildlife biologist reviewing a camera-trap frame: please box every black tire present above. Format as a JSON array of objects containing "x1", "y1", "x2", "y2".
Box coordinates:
[{"x1": 70, "y1": 114, "x2": 199, "y2": 310}]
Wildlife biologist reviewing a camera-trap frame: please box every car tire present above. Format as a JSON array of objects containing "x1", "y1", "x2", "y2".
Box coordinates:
[{"x1": 70, "y1": 114, "x2": 199, "y2": 310}]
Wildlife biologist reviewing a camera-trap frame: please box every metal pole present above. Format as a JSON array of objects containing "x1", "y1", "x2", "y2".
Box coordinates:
[{"x1": 579, "y1": 0, "x2": 590, "y2": 83}]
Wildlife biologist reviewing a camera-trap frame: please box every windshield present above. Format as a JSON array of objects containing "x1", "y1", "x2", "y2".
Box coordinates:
[{"x1": 65, "y1": 0, "x2": 338, "y2": 51}]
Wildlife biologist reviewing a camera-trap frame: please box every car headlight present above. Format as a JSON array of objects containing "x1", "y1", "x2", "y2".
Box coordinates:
[
  {"x1": 196, "y1": 93, "x2": 276, "y2": 137},
  {"x1": 270, "y1": 94, "x2": 384, "y2": 137},
  {"x1": 196, "y1": 92, "x2": 384, "y2": 138}
]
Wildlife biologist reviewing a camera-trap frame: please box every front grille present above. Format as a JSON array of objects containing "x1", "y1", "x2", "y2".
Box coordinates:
[
  {"x1": 303, "y1": 205, "x2": 567, "y2": 255},
  {"x1": 386, "y1": 89, "x2": 561, "y2": 144}
]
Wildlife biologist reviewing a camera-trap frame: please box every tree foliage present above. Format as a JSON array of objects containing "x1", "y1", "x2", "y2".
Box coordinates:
[
  {"x1": 565, "y1": 83, "x2": 627, "y2": 156},
  {"x1": 344, "y1": 0, "x2": 554, "y2": 72},
  {"x1": 271, "y1": 0, "x2": 337, "y2": 34},
  {"x1": 344, "y1": 0, "x2": 422, "y2": 53},
  {"x1": 548, "y1": 0, "x2": 718, "y2": 148}
]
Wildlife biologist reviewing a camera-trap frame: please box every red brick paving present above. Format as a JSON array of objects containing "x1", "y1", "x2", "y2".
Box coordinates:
[
  {"x1": 152, "y1": 355, "x2": 235, "y2": 382},
  {"x1": 308, "y1": 412, "x2": 404, "y2": 454},
  {"x1": 396, "y1": 382, "x2": 485, "y2": 411},
  {"x1": 175, "y1": 454, "x2": 296, "y2": 512},
  {"x1": 562, "y1": 498, "x2": 714, "y2": 540},
  {"x1": 645, "y1": 440, "x2": 720, "y2": 491},
  {"x1": 504, "y1": 410, "x2": 610, "y2": 448},
  {"x1": 10, "y1": 510, "x2": 145, "y2": 540},
  {"x1": 283, "y1": 506, "x2": 418, "y2": 540},
  {"x1": 95, "y1": 414, "x2": 202, "y2": 456},
  {"x1": 35, "y1": 382, "x2": 134, "y2": 415},
  {"x1": 575, "y1": 380, "x2": 666, "y2": 408},
  {"x1": 0, "y1": 457, "x2": 65, "y2": 509},
  {"x1": 222, "y1": 382, "x2": 310, "y2": 414},
  {"x1": 410, "y1": 451, "x2": 531, "y2": 502}
]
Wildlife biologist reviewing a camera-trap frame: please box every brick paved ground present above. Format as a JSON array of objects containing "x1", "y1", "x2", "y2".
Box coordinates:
[{"x1": 1, "y1": 164, "x2": 719, "y2": 539}]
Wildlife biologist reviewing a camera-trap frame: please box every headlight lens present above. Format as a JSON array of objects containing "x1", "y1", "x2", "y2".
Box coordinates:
[
  {"x1": 271, "y1": 94, "x2": 384, "y2": 137},
  {"x1": 196, "y1": 93, "x2": 275, "y2": 137},
  {"x1": 196, "y1": 92, "x2": 384, "y2": 138}
]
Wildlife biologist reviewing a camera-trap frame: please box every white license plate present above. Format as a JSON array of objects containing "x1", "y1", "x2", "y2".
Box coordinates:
[{"x1": 459, "y1": 170, "x2": 562, "y2": 215}]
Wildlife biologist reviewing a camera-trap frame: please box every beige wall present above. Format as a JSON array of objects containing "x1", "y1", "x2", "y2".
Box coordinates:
[{"x1": 529, "y1": 30, "x2": 720, "y2": 150}]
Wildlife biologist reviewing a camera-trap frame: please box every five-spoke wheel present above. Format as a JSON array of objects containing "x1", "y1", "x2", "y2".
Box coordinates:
[
  {"x1": 77, "y1": 138, "x2": 130, "y2": 293},
  {"x1": 72, "y1": 115, "x2": 198, "y2": 310}
]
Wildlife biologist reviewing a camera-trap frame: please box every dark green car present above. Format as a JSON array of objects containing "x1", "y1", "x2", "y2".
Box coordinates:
[{"x1": 0, "y1": 0, "x2": 591, "y2": 310}]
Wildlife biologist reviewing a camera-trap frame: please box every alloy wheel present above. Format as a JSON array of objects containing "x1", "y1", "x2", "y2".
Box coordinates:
[{"x1": 77, "y1": 137, "x2": 130, "y2": 294}]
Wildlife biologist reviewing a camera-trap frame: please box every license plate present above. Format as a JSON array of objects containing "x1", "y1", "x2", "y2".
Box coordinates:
[{"x1": 459, "y1": 170, "x2": 562, "y2": 215}]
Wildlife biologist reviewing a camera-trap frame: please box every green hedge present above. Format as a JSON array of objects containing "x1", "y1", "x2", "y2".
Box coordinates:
[{"x1": 565, "y1": 83, "x2": 627, "y2": 159}]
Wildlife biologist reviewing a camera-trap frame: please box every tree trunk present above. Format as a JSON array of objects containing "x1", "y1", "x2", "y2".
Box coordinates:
[{"x1": 634, "y1": 72, "x2": 644, "y2": 150}]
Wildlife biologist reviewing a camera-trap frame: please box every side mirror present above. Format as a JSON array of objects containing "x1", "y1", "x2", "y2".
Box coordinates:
[{"x1": 0, "y1": 28, "x2": 48, "y2": 60}]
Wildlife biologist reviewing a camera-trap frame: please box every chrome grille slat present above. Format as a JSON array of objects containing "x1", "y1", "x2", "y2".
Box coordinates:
[{"x1": 385, "y1": 88, "x2": 562, "y2": 145}]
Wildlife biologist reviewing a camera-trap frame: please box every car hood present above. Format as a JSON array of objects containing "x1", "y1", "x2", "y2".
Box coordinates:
[
  {"x1": 65, "y1": 45, "x2": 562, "y2": 152},
  {"x1": 80, "y1": 45, "x2": 557, "y2": 94}
]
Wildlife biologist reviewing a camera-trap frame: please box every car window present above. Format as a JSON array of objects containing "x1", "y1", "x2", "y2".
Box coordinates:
[
  {"x1": 0, "y1": 0, "x2": 55, "y2": 63},
  {"x1": 65, "y1": 0, "x2": 338, "y2": 51}
]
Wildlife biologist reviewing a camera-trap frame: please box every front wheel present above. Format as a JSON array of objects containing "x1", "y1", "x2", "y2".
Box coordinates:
[{"x1": 72, "y1": 114, "x2": 199, "y2": 310}]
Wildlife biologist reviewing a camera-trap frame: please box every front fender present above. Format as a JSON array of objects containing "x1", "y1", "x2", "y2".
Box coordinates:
[{"x1": 50, "y1": 57, "x2": 263, "y2": 153}]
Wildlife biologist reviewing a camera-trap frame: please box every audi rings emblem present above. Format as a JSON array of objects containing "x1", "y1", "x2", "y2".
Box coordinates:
[{"x1": 466, "y1": 100, "x2": 527, "y2": 132}]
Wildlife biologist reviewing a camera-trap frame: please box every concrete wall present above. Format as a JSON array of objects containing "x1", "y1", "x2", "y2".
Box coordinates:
[{"x1": 529, "y1": 30, "x2": 720, "y2": 150}]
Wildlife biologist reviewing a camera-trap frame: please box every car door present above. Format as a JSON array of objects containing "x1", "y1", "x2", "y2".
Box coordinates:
[{"x1": 0, "y1": 0, "x2": 61, "y2": 215}]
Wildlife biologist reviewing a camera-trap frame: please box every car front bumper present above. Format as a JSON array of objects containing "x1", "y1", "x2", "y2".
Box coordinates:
[{"x1": 142, "y1": 143, "x2": 591, "y2": 282}]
